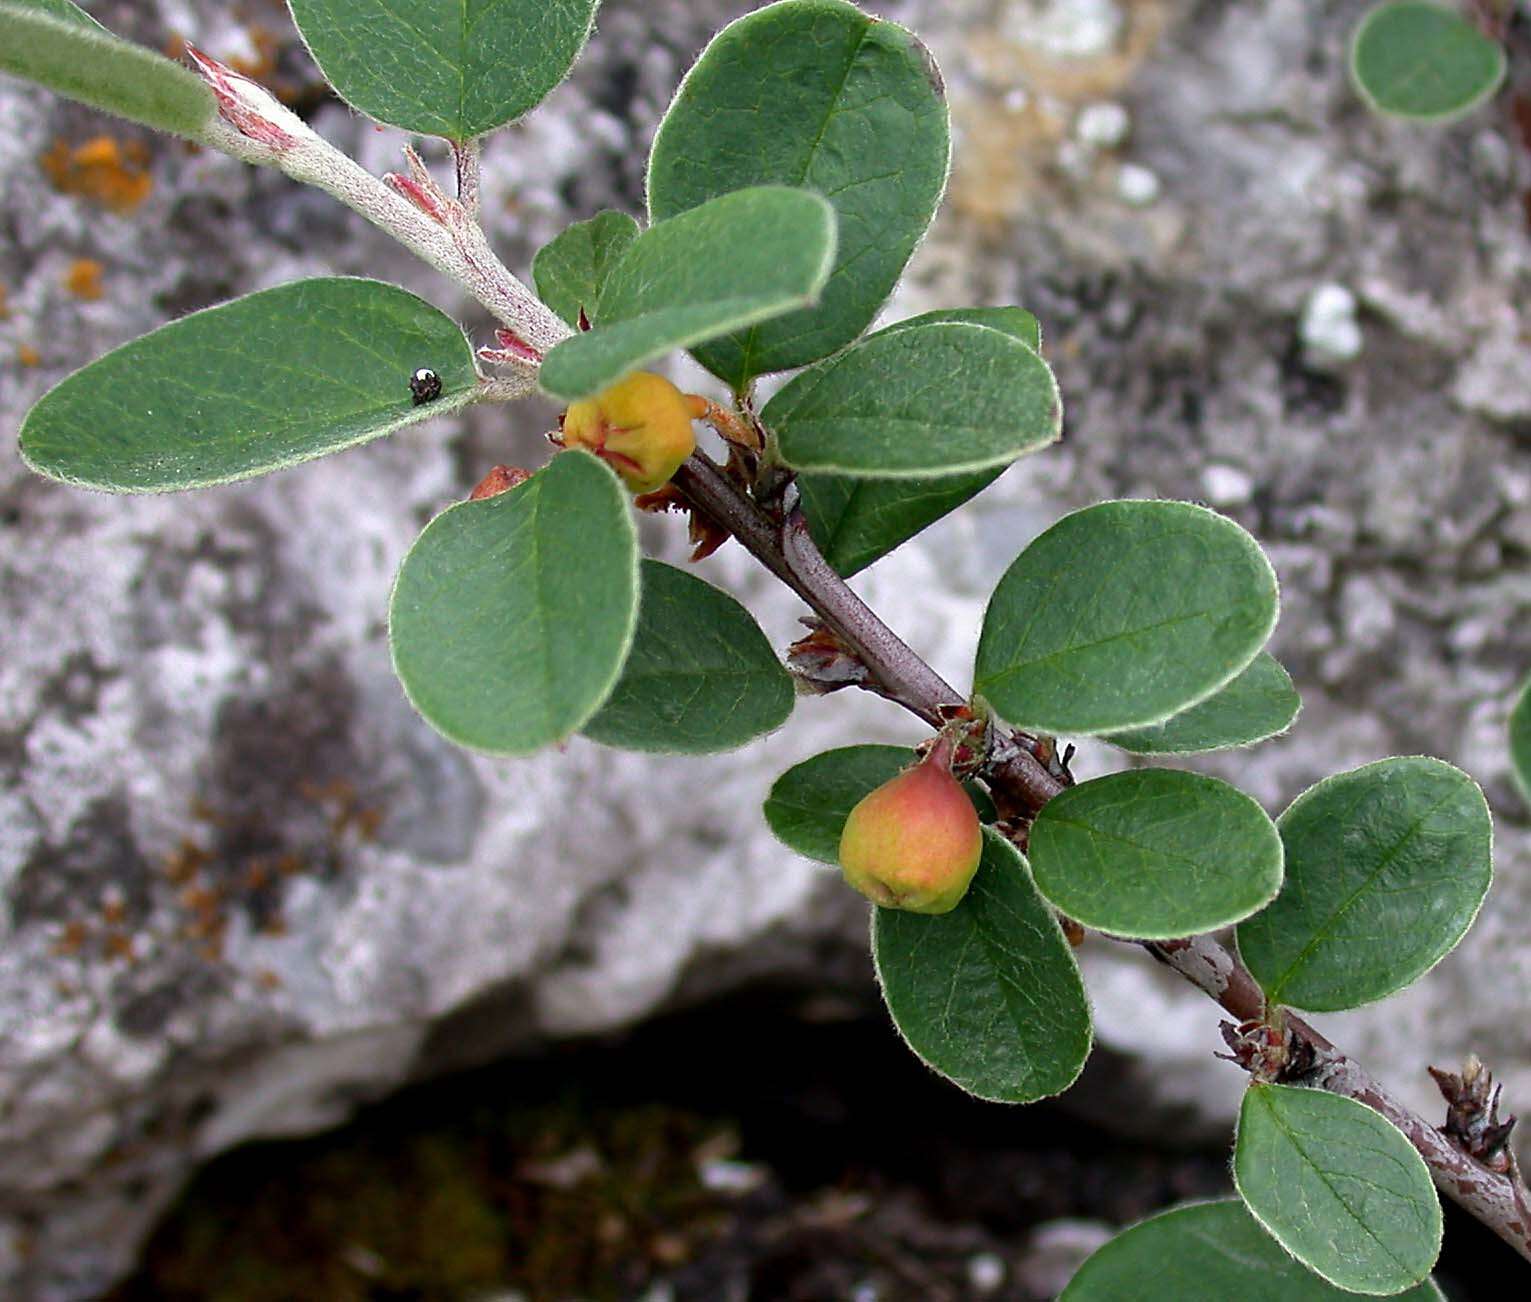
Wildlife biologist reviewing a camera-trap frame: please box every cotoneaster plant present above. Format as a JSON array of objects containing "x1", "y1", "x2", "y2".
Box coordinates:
[{"x1": 4, "y1": 0, "x2": 1530, "y2": 1293}]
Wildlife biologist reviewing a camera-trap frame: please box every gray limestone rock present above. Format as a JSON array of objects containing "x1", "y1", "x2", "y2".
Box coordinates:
[{"x1": 1, "y1": 0, "x2": 1528, "y2": 1295}]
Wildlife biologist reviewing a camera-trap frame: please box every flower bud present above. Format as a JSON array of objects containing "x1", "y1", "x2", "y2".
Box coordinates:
[
  {"x1": 837, "y1": 743, "x2": 983, "y2": 914},
  {"x1": 561, "y1": 371, "x2": 702, "y2": 493}
]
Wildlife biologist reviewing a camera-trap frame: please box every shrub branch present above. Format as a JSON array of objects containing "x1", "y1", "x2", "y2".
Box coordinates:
[{"x1": 671, "y1": 447, "x2": 1531, "y2": 1267}]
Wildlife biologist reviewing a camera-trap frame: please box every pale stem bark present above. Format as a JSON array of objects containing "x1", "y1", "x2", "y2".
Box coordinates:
[{"x1": 187, "y1": 51, "x2": 568, "y2": 356}]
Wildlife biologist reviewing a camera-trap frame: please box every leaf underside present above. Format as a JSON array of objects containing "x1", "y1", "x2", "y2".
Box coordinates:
[{"x1": 0, "y1": 1, "x2": 214, "y2": 138}]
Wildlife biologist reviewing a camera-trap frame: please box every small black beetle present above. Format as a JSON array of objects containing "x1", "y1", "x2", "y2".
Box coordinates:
[{"x1": 409, "y1": 367, "x2": 443, "y2": 406}]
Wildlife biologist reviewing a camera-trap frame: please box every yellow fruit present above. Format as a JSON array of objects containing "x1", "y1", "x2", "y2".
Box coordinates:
[
  {"x1": 560, "y1": 371, "x2": 701, "y2": 493},
  {"x1": 837, "y1": 745, "x2": 983, "y2": 914}
]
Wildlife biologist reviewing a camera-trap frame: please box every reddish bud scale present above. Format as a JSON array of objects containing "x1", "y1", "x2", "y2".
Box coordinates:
[{"x1": 837, "y1": 743, "x2": 983, "y2": 915}]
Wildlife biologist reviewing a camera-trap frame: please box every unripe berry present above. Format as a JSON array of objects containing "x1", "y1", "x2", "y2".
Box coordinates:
[
  {"x1": 837, "y1": 742, "x2": 983, "y2": 914},
  {"x1": 561, "y1": 371, "x2": 702, "y2": 493}
]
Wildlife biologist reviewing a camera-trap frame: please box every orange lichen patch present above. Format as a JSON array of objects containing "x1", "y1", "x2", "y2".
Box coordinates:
[
  {"x1": 949, "y1": 0, "x2": 1172, "y2": 228},
  {"x1": 41, "y1": 135, "x2": 154, "y2": 213},
  {"x1": 0, "y1": 284, "x2": 9, "y2": 320},
  {"x1": 17, "y1": 344, "x2": 42, "y2": 368},
  {"x1": 965, "y1": 0, "x2": 1171, "y2": 102},
  {"x1": 65, "y1": 259, "x2": 105, "y2": 301},
  {"x1": 163, "y1": 838, "x2": 212, "y2": 885},
  {"x1": 302, "y1": 776, "x2": 384, "y2": 841},
  {"x1": 52, "y1": 919, "x2": 90, "y2": 957},
  {"x1": 103, "y1": 931, "x2": 137, "y2": 963}
]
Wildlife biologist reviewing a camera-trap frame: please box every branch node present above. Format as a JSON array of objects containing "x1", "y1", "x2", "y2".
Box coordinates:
[{"x1": 1431, "y1": 1054, "x2": 1519, "y2": 1172}]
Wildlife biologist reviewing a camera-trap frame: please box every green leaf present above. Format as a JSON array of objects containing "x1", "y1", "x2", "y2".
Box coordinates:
[
  {"x1": 763, "y1": 744, "x2": 995, "y2": 864},
  {"x1": 1029, "y1": 769, "x2": 1283, "y2": 940},
  {"x1": 1351, "y1": 1, "x2": 1506, "y2": 124},
  {"x1": 798, "y1": 468, "x2": 1002, "y2": 577},
  {"x1": 794, "y1": 307, "x2": 1043, "y2": 576},
  {"x1": 532, "y1": 210, "x2": 640, "y2": 330},
  {"x1": 582, "y1": 560, "x2": 794, "y2": 753},
  {"x1": 0, "y1": 1, "x2": 215, "y2": 138},
  {"x1": 876, "y1": 306, "x2": 1042, "y2": 352},
  {"x1": 538, "y1": 186, "x2": 836, "y2": 401},
  {"x1": 1061, "y1": 1199, "x2": 1445, "y2": 1301},
  {"x1": 388, "y1": 450, "x2": 638, "y2": 756},
  {"x1": 873, "y1": 830, "x2": 1092, "y2": 1104},
  {"x1": 764, "y1": 322, "x2": 1060, "y2": 477},
  {"x1": 20, "y1": 278, "x2": 477, "y2": 493},
  {"x1": 1235, "y1": 1084, "x2": 1441, "y2": 1295},
  {"x1": 1104, "y1": 653, "x2": 1300, "y2": 755},
  {"x1": 1237, "y1": 757, "x2": 1492, "y2": 1012},
  {"x1": 286, "y1": 0, "x2": 600, "y2": 140},
  {"x1": 1510, "y1": 672, "x2": 1531, "y2": 803},
  {"x1": 973, "y1": 500, "x2": 1279, "y2": 736},
  {"x1": 647, "y1": 0, "x2": 949, "y2": 386}
]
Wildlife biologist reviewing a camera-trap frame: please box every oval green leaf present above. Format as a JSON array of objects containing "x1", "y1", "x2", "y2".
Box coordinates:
[
  {"x1": 582, "y1": 560, "x2": 794, "y2": 753},
  {"x1": 20, "y1": 278, "x2": 477, "y2": 493},
  {"x1": 1061, "y1": 1199, "x2": 1445, "y2": 1301},
  {"x1": 388, "y1": 450, "x2": 638, "y2": 755},
  {"x1": 973, "y1": 500, "x2": 1280, "y2": 736},
  {"x1": 873, "y1": 830, "x2": 1092, "y2": 1104},
  {"x1": 794, "y1": 307, "x2": 1041, "y2": 576},
  {"x1": 764, "y1": 322, "x2": 1060, "y2": 477},
  {"x1": 532, "y1": 210, "x2": 640, "y2": 330},
  {"x1": 763, "y1": 744, "x2": 994, "y2": 864},
  {"x1": 1235, "y1": 1084, "x2": 1441, "y2": 1295},
  {"x1": 287, "y1": 0, "x2": 600, "y2": 140},
  {"x1": 1510, "y1": 672, "x2": 1531, "y2": 803},
  {"x1": 647, "y1": 0, "x2": 950, "y2": 386},
  {"x1": 538, "y1": 186, "x2": 836, "y2": 401},
  {"x1": 1237, "y1": 756, "x2": 1493, "y2": 1012},
  {"x1": 1104, "y1": 653, "x2": 1300, "y2": 755},
  {"x1": 1351, "y1": 1, "x2": 1506, "y2": 124},
  {"x1": 0, "y1": 1, "x2": 214, "y2": 139},
  {"x1": 1029, "y1": 770, "x2": 1283, "y2": 940}
]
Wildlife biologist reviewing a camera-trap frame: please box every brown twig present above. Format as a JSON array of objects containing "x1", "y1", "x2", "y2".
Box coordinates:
[
  {"x1": 671, "y1": 454, "x2": 1065, "y2": 810},
  {"x1": 1150, "y1": 936, "x2": 1531, "y2": 1263},
  {"x1": 669, "y1": 449, "x2": 1531, "y2": 1267}
]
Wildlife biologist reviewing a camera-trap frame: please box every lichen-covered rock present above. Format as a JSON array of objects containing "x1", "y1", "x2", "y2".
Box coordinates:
[{"x1": 1, "y1": 0, "x2": 1528, "y2": 1295}]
